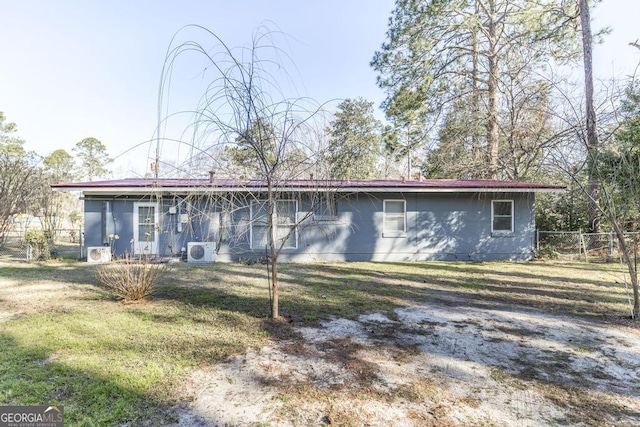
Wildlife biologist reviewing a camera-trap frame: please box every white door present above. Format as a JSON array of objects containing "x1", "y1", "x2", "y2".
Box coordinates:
[{"x1": 133, "y1": 202, "x2": 159, "y2": 255}]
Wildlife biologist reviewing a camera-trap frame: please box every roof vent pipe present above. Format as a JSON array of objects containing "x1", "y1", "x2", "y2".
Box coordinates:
[{"x1": 209, "y1": 171, "x2": 216, "y2": 183}]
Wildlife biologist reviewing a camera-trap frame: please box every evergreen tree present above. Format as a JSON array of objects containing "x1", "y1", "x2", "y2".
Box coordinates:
[
  {"x1": 372, "y1": 0, "x2": 581, "y2": 179},
  {"x1": 73, "y1": 137, "x2": 112, "y2": 181},
  {"x1": 326, "y1": 98, "x2": 382, "y2": 179}
]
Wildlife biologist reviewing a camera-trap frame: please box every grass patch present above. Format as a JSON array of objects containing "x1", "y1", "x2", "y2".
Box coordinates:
[
  {"x1": 0, "y1": 259, "x2": 636, "y2": 425},
  {"x1": 0, "y1": 261, "x2": 267, "y2": 425},
  {"x1": 0, "y1": 303, "x2": 266, "y2": 424},
  {"x1": 1, "y1": 306, "x2": 266, "y2": 423},
  {"x1": 456, "y1": 282, "x2": 484, "y2": 290}
]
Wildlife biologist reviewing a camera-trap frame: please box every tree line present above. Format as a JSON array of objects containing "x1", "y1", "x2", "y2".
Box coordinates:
[{"x1": 0, "y1": 111, "x2": 112, "y2": 242}]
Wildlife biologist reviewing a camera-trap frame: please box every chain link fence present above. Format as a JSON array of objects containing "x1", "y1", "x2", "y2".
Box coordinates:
[
  {"x1": 537, "y1": 230, "x2": 640, "y2": 262},
  {"x1": 0, "y1": 228, "x2": 83, "y2": 261}
]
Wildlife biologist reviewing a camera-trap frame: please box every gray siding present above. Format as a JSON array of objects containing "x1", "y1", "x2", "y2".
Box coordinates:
[{"x1": 83, "y1": 191, "x2": 536, "y2": 261}]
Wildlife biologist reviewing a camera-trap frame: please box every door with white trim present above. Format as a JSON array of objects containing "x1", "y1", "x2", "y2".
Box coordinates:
[{"x1": 133, "y1": 202, "x2": 159, "y2": 255}]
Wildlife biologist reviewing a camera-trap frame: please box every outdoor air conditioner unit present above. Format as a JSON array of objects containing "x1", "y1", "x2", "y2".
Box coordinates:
[
  {"x1": 187, "y1": 242, "x2": 216, "y2": 263},
  {"x1": 87, "y1": 246, "x2": 112, "y2": 264}
]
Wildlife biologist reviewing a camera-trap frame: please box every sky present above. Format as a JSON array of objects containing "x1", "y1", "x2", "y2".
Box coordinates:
[{"x1": 0, "y1": 0, "x2": 639, "y2": 178}]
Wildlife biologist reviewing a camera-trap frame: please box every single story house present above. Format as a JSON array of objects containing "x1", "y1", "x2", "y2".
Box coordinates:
[{"x1": 53, "y1": 177, "x2": 562, "y2": 262}]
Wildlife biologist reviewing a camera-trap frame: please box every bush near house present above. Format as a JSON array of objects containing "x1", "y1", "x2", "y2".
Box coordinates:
[{"x1": 25, "y1": 230, "x2": 52, "y2": 260}]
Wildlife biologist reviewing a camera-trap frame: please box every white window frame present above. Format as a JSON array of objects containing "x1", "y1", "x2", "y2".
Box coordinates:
[
  {"x1": 133, "y1": 201, "x2": 159, "y2": 254},
  {"x1": 491, "y1": 199, "x2": 514, "y2": 235},
  {"x1": 250, "y1": 200, "x2": 298, "y2": 250},
  {"x1": 313, "y1": 193, "x2": 338, "y2": 222},
  {"x1": 383, "y1": 199, "x2": 406, "y2": 237}
]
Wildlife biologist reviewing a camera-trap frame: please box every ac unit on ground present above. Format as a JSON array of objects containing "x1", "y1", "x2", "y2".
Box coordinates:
[
  {"x1": 187, "y1": 242, "x2": 216, "y2": 263},
  {"x1": 87, "y1": 246, "x2": 112, "y2": 264}
]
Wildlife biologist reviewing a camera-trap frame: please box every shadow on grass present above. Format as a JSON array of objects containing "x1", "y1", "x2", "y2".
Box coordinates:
[
  {"x1": 0, "y1": 332, "x2": 175, "y2": 426},
  {"x1": 5, "y1": 259, "x2": 630, "y2": 325},
  {"x1": 148, "y1": 260, "x2": 637, "y2": 330},
  {"x1": 152, "y1": 262, "x2": 432, "y2": 322},
  {"x1": 0, "y1": 262, "x2": 102, "y2": 286},
  {"x1": 383, "y1": 259, "x2": 623, "y2": 289},
  {"x1": 2, "y1": 259, "x2": 638, "y2": 425},
  {"x1": 309, "y1": 261, "x2": 635, "y2": 324}
]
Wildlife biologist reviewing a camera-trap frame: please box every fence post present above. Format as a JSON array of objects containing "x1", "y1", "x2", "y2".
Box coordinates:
[
  {"x1": 580, "y1": 231, "x2": 589, "y2": 263},
  {"x1": 608, "y1": 232, "x2": 614, "y2": 260},
  {"x1": 578, "y1": 230, "x2": 582, "y2": 260},
  {"x1": 536, "y1": 230, "x2": 540, "y2": 253}
]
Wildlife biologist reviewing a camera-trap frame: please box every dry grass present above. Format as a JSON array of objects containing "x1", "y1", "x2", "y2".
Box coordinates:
[
  {"x1": 166, "y1": 260, "x2": 639, "y2": 426},
  {"x1": 1, "y1": 259, "x2": 639, "y2": 426}
]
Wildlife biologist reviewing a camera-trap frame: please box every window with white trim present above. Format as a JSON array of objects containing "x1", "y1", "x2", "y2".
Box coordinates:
[
  {"x1": 251, "y1": 200, "x2": 298, "y2": 249},
  {"x1": 313, "y1": 193, "x2": 337, "y2": 221},
  {"x1": 383, "y1": 199, "x2": 406, "y2": 235},
  {"x1": 491, "y1": 200, "x2": 514, "y2": 234}
]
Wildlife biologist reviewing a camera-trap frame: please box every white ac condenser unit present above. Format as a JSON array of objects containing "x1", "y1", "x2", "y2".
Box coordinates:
[
  {"x1": 187, "y1": 242, "x2": 216, "y2": 263},
  {"x1": 87, "y1": 246, "x2": 112, "y2": 264}
]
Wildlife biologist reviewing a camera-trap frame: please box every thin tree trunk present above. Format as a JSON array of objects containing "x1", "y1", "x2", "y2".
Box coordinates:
[
  {"x1": 580, "y1": 0, "x2": 600, "y2": 234},
  {"x1": 486, "y1": 0, "x2": 500, "y2": 180},
  {"x1": 471, "y1": 0, "x2": 481, "y2": 174},
  {"x1": 267, "y1": 179, "x2": 279, "y2": 319},
  {"x1": 270, "y1": 256, "x2": 279, "y2": 318},
  {"x1": 610, "y1": 219, "x2": 639, "y2": 318},
  {"x1": 625, "y1": 39, "x2": 640, "y2": 318}
]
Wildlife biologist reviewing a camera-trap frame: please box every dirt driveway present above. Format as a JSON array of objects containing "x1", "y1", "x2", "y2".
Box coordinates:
[{"x1": 175, "y1": 303, "x2": 640, "y2": 426}]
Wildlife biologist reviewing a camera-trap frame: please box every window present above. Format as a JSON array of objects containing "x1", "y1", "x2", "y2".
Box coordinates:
[
  {"x1": 492, "y1": 200, "x2": 514, "y2": 234},
  {"x1": 313, "y1": 194, "x2": 337, "y2": 221},
  {"x1": 383, "y1": 200, "x2": 406, "y2": 236},
  {"x1": 251, "y1": 200, "x2": 297, "y2": 249}
]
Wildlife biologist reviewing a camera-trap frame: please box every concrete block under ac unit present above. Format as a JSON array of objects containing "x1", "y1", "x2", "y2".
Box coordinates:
[{"x1": 187, "y1": 242, "x2": 216, "y2": 263}]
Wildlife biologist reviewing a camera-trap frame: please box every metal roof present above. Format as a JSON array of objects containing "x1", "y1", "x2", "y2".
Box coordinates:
[{"x1": 52, "y1": 177, "x2": 564, "y2": 195}]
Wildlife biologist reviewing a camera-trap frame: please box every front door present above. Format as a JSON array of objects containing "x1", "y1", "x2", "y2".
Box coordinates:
[{"x1": 133, "y1": 202, "x2": 159, "y2": 255}]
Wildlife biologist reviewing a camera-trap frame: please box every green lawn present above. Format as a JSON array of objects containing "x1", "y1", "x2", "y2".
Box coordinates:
[{"x1": 0, "y1": 260, "x2": 635, "y2": 425}]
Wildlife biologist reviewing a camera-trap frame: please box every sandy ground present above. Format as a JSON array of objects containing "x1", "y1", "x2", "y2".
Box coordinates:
[
  {"x1": 2, "y1": 263, "x2": 638, "y2": 426},
  {"x1": 173, "y1": 304, "x2": 640, "y2": 426}
]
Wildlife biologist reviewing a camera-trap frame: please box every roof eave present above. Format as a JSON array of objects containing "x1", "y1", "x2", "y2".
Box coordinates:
[{"x1": 54, "y1": 185, "x2": 564, "y2": 195}]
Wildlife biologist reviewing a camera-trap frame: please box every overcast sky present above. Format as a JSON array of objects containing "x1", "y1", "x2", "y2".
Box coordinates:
[{"x1": 0, "y1": 0, "x2": 638, "y2": 178}]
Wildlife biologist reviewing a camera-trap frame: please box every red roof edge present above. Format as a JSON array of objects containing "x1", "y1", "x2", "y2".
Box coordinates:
[{"x1": 51, "y1": 177, "x2": 565, "y2": 191}]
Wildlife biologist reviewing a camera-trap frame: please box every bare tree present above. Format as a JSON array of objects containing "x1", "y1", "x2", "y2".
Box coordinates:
[
  {"x1": 546, "y1": 68, "x2": 639, "y2": 319},
  {"x1": 38, "y1": 149, "x2": 78, "y2": 239},
  {"x1": 159, "y1": 25, "x2": 331, "y2": 319},
  {"x1": 0, "y1": 113, "x2": 42, "y2": 245},
  {"x1": 0, "y1": 153, "x2": 42, "y2": 244}
]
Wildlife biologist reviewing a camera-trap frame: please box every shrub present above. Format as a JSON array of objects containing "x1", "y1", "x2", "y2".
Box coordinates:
[
  {"x1": 97, "y1": 254, "x2": 170, "y2": 302},
  {"x1": 538, "y1": 244, "x2": 559, "y2": 260},
  {"x1": 25, "y1": 230, "x2": 52, "y2": 260}
]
